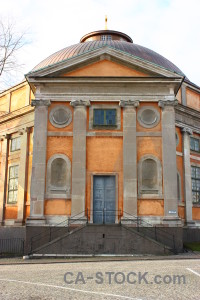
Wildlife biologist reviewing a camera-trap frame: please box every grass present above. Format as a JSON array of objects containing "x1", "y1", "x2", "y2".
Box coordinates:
[{"x1": 184, "y1": 242, "x2": 200, "y2": 251}]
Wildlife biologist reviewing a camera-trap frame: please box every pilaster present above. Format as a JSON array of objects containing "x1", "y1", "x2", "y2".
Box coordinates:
[
  {"x1": 181, "y1": 127, "x2": 194, "y2": 225},
  {"x1": 0, "y1": 135, "x2": 10, "y2": 225},
  {"x1": 120, "y1": 100, "x2": 139, "y2": 218},
  {"x1": 159, "y1": 99, "x2": 180, "y2": 222},
  {"x1": 26, "y1": 100, "x2": 50, "y2": 225},
  {"x1": 15, "y1": 128, "x2": 30, "y2": 225},
  {"x1": 70, "y1": 99, "x2": 90, "y2": 218}
]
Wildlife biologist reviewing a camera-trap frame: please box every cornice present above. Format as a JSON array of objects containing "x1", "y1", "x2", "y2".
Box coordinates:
[
  {"x1": 0, "y1": 106, "x2": 34, "y2": 124},
  {"x1": 175, "y1": 104, "x2": 200, "y2": 134},
  {"x1": 27, "y1": 76, "x2": 183, "y2": 84}
]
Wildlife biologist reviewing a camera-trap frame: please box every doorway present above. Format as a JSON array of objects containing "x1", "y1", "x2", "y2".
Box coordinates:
[{"x1": 93, "y1": 175, "x2": 116, "y2": 224}]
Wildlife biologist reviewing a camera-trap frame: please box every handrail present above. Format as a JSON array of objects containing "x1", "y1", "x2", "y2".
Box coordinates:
[
  {"x1": 30, "y1": 211, "x2": 87, "y2": 252},
  {"x1": 123, "y1": 211, "x2": 176, "y2": 251},
  {"x1": 29, "y1": 209, "x2": 177, "y2": 254},
  {"x1": 87, "y1": 209, "x2": 122, "y2": 224}
]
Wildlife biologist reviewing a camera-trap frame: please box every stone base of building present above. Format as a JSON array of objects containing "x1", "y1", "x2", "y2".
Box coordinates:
[
  {"x1": 25, "y1": 224, "x2": 184, "y2": 256},
  {"x1": 26, "y1": 216, "x2": 46, "y2": 226}
]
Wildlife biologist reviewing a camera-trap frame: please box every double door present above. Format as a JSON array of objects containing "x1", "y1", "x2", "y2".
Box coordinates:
[{"x1": 93, "y1": 176, "x2": 116, "y2": 224}]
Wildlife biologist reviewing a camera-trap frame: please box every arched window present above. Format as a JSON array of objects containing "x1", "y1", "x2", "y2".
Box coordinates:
[
  {"x1": 51, "y1": 158, "x2": 67, "y2": 189},
  {"x1": 138, "y1": 155, "x2": 162, "y2": 197},
  {"x1": 142, "y1": 159, "x2": 157, "y2": 190},
  {"x1": 46, "y1": 154, "x2": 71, "y2": 199}
]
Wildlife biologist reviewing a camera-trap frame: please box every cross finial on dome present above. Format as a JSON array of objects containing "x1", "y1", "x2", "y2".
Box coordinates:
[{"x1": 105, "y1": 15, "x2": 108, "y2": 30}]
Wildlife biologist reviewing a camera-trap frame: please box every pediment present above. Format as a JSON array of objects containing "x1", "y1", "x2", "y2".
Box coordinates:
[
  {"x1": 61, "y1": 59, "x2": 149, "y2": 77},
  {"x1": 26, "y1": 46, "x2": 184, "y2": 80}
]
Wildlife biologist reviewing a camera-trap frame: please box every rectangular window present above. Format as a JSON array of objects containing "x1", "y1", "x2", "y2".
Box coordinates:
[
  {"x1": 8, "y1": 165, "x2": 19, "y2": 203},
  {"x1": 11, "y1": 137, "x2": 21, "y2": 152},
  {"x1": 191, "y1": 166, "x2": 200, "y2": 204},
  {"x1": 190, "y1": 137, "x2": 200, "y2": 152},
  {"x1": 100, "y1": 35, "x2": 112, "y2": 41},
  {"x1": 93, "y1": 109, "x2": 116, "y2": 126}
]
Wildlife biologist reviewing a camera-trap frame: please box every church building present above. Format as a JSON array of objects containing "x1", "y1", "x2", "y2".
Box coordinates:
[{"x1": 0, "y1": 26, "x2": 200, "y2": 254}]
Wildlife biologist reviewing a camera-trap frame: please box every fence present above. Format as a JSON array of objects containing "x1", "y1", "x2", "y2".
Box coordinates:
[{"x1": 0, "y1": 238, "x2": 24, "y2": 256}]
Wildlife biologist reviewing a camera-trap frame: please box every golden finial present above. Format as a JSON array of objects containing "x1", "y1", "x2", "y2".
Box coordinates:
[{"x1": 105, "y1": 15, "x2": 108, "y2": 30}]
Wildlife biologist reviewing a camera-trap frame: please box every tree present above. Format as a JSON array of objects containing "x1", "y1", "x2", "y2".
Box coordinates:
[{"x1": 0, "y1": 19, "x2": 27, "y2": 90}]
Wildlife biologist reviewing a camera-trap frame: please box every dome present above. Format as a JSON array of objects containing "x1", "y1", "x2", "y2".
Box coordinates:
[{"x1": 30, "y1": 30, "x2": 186, "y2": 78}]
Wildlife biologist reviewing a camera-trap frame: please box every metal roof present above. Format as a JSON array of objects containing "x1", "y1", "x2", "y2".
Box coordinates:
[{"x1": 30, "y1": 40, "x2": 186, "y2": 77}]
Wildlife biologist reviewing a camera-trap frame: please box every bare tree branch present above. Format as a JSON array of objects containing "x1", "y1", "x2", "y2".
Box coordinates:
[{"x1": 0, "y1": 18, "x2": 28, "y2": 90}]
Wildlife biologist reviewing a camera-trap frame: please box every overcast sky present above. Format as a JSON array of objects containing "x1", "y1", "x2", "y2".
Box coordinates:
[{"x1": 1, "y1": 0, "x2": 200, "y2": 90}]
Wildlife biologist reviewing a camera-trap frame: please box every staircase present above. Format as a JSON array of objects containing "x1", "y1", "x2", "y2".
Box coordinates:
[{"x1": 26, "y1": 211, "x2": 182, "y2": 257}]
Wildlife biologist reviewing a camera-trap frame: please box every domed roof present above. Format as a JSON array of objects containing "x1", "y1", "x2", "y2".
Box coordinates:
[{"x1": 30, "y1": 31, "x2": 186, "y2": 77}]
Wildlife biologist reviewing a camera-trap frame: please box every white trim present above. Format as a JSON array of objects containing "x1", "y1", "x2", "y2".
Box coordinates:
[
  {"x1": 190, "y1": 155, "x2": 200, "y2": 161},
  {"x1": 176, "y1": 151, "x2": 183, "y2": 156}
]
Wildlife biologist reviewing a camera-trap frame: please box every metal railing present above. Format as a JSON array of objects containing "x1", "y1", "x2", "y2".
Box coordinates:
[
  {"x1": 122, "y1": 211, "x2": 177, "y2": 253},
  {"x1": 29, "y1": 209, "x2": 178, "y2": 254},
  {"x1": 0, "y1": 238, "x2": 24, "y2": 256},
  {"x1": 87, "y1": 209, "x2": 122, "y2": 224},
  {"x1": 29, "y1": 211, "x2": 87, "y2": 253}
]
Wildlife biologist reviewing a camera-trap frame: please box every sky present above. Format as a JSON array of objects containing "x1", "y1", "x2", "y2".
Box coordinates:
[{"x1": 0, "y1": 0, "x2": 200, "y2": 90}]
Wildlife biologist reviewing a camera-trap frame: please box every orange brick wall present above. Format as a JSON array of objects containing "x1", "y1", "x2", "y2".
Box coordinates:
[
  {"x1": 138, "y1": 200, "x2": 164, "y2": 216},
  {"x1": 193, "y1": 207, "x2": 200, "y2": 220},
  {"x1": 63, "y1": 59, "x2": 150, "y2": 77},
  {"x1": 186, "y1": 88, "x2": 200, "y2": 111},
  {"x1": 4, "y1": 206, "x2": 18, "y2": 219},
  {"x1": 45, "y1": 200, "x2": 71, "y2": 215}
]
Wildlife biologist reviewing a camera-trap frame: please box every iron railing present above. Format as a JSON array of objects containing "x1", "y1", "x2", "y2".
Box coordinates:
[
  {"x1": 29, "y1": 209, "x2": 178, "y2": 254},
  {"x1": 122, "y1": 211, "x2": 177, "y2": 253},
  {"x1": 0, "y1": 238, "x2": 24, "y2": 256},
  {"x1": 29, "y1": 211, "x2": 87, "y2": 253}
]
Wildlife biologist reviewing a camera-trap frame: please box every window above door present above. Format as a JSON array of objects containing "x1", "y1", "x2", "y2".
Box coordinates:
[{"x1": 89, "y1": 104, "x2": 121, "y2": 130}]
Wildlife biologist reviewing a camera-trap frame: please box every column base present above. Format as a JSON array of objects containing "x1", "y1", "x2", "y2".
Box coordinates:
[
  {"x1": 121, "y1": 216, "x2": 138, "y2": 226},
  {"x1": 69, "y1": 215, "x2": 87, "y2": 225},
  {"x1": 185, "y1": 220, "x2": 196, "y2": 227},
  {"x1": 26, "y1": 216, "x2": 46, "y2": 226},
  {"x1": 14, "y1": 219, "x2": 25, "y2": 226},
  {"x1": 163, "y1": 216, "x2": 183, "y2": 227}
]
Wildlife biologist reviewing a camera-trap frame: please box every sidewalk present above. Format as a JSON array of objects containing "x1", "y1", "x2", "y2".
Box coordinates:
[{"x1": 0, "y1": 252, "x2": 200, "y2": 265}]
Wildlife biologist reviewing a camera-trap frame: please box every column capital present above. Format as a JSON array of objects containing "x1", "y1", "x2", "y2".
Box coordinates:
[
  {"x1": 0, "y1": 134, "x2": 11, "y2": 141},
  {"x1": 31, "y1": 99, "x2": 51, "y2": 107},
  {"x1": 18, "y1": 128, "x2": 26, "y2": 135},
  {"x1": 158, "y1": 99, "x2": 178, "y2": 109},
  {"x1": 70, "y1": 99, "x2": 91, "y2": 107},
  {"x1": 18, "y1": 127, "x2": 31, "y2": 135},
  {"x1": 119, "y1": 100, "x2": 139, "y2": 108},
  {"x1": 181, "y1": 127, "x2": 193, "y2": 135}
]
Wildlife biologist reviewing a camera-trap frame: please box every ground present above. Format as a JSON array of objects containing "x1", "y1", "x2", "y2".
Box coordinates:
[{"x1": 0, "y1": 256, "x2": 200, "y2": 299}]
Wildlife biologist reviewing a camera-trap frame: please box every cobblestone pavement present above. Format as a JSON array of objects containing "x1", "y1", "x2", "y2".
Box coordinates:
[{"x1": 0, "y1": 258, "x2": 200, "y2": 299}]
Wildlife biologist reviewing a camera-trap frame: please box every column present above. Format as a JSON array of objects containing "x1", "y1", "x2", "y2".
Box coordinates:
[
  {"x1": 0, "y1": 135, "x2": 9, "y2": 225},
  {"x1": 181, "y1": 84, "x2": 187, "y2": 106},
  {"x1": 159, "y1": 100, "x2": 179, "y2": 221},
  {"x1": 15, "y1": 128, "x2": 29, "y2": 225},
  {"x1": 182, "y1": 127, "x2": 194, "y2": 225},
  {"x1": 120, "y1": 100, "x2": 139, "y2": 218},
  {"x1": 70, "y1": 99, "x2": 90, "y2": 218},
  {"x1": 26, "y1": 100, "x2": 50, "y2": 225}
]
